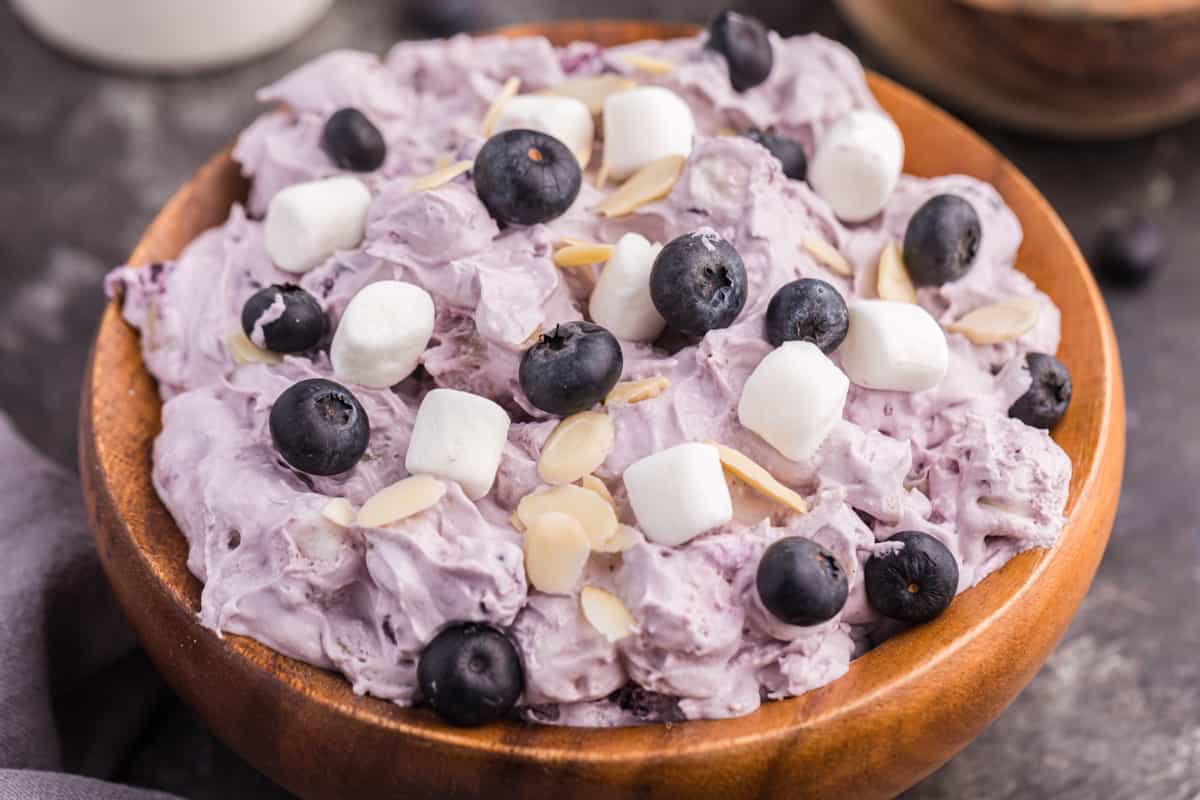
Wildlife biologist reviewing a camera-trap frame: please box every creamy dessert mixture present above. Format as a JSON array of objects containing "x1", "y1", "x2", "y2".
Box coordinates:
[{"x1": 107, "y1": 12, "x2": 1073, "y2": 728}]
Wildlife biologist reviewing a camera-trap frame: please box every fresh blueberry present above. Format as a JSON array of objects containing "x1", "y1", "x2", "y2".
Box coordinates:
[
  {"x1": 608, "y1": 684, "x2": 685, "y2": 723},
  {"x1": 1008, "y1": 352, "x2": 1072, "y2": 430},
  {"x1": 417, "y1": 622, "x2": 524, "y2": 727},
  {"x1": 864, "y1": 531, "x2": 959, "y2": 624},
  {"x1": 743, "y1": 129, "x2": 806, "y2": 181},
  {"x1": 902, "y1": 194, "x2": 982, "y2": 286},
  {"x1": 650, "y1": 231, "x2": 748, "y2": 337},
  {"x1": 1092, "y1": 216, "x2": 1164, "y2": 288},
  {"x1": 707, "y1": 10, "x2": 774, "y2": 92},
  {"x1": 407, "y1": 0, "x2": 485, "y2": 36},
  {"x1": 519, "y1": 321, "x2": 623, "y2": 416},
  {"x1": 269, "y1": 378, "x2": 369, "y2": 476},
  {"x1": 756, "y1": 537, "x2": 849, "y2": 627},
  {"x1": 240, "y1": 284, "x2": 326, "y2": 353},
  {"x1": 473, "y1": 129, "x2": 582, "y2": 226},
  {"x1": 764, "y1": 278, "x2": 848, "y2": 352},
  {"x1": 320, "y1": 108, "x2": 387, "y2": 173}
]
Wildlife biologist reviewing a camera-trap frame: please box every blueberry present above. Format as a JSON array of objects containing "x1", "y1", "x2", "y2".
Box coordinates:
[
  {"x1": 608, "y1": 684, "x2": 684, "y2": 723},
  {"x1": 864, "y1": 531, "x2": 959, "y2": 624},
  {"x1": 1008, "y1": 352, "x2": 1071, "y2": 430},
  {"x1": 902, "y1": 194, "x2": 982, "y2": 286},
  {"x1": 756, "y1": 537, "x2": 849, "y2": 627},
  {"x1": 241, "y1": 284, "x2": 326, "y2": 353},
  {"x1": 743, "y1": 129, "x2": 806, "y2": 181},
  {"x1": 473, "y1": 129, "x2": 581, "y2": 226},
  {"x1": 650, "y1": 231, "x2": 748, "y2": 337},
  {"x1": 320, "y1": 108, "x2": 387, "y2": 173},
  {"x1": 707, "y1": 10, "x2": 774, "y2": 92},
  {"x1": 417, "y1": 622, "x2": 524, "y2": 727},
  {"x1": 407, "y1": 0, "x2": 485, "y2": 36},
  {"x1": 764, "y1": 278, "x2": 848, "y2": 352},
  {"x1": 1092, "y1": 216, "x2": 1164, "y2": 288},
  {"x1": 269, "y1": 379, "x2": 369, "y2": 476},
  {"x1": 519, "y1": 321, "x2": 623, "y2": 416}
]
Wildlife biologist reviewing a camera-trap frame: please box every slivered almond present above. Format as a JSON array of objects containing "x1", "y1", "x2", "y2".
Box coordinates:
[
  {"x1": 481, "y1": 76, "x2": 521, "y2": 136},
  {"x1": 543, "y1": 74, "x2": 637, "y2": 115},
  {"x1": 716, "y1": 126, "x2": 738, "y2": 137},
  {"x1": 409, "y1": 160, "x2": 473, "y2": 192},
  {"x1": 509, "y1": 511, "x2": 526, "y2": 533},
  {"x1": 803, "y1": 236, "x2": 853, "y2": 277},
  {"x1": 594, "y1": 524, "x2": 640, "y2": 554},
  {"x1": 876, "y1": 240, "x2": 916, "y2": 303},
  {"x1": 708, "y1": 441, "x2": 810, "y2": 515},
  {"x1": 595, "y1": 154, "x2": 686, "y2": 218},
  {"x1": 519, "y1": 324, "x2": 544, "y2": 350},
  {"x1": 580, "y1": 586, "x2": 636, "y2": 641},
  {"x1": 523, "y1": 511, "x2": 591, "y2": 594},
  {"x1": 356, "y1": 475, "x2": 447, "y2": 528},
  {"x1": 538, "y1": 411, "x2": 614, "y2": 485},
  {"x1": 580, "y1": 474, "x2": 616, "y2": 509},
  {"x1": 552, "y1": 242, "x2": 615, "y2": 268},
  {"x1": 517, "y1": 484, "x2": 618, "y2": 548},
  {"x1": 947, "y1": 297, "x2": 1041, "y2": 344},
  {"x1": 606, "y1": 375, "x2": 670, "y2": 405},
  {"x1": 322, "y1": 498, "x2": 357, "y2": 528},
  {"x1": 618, "y1": 53, "x2": 675, "y2": 75},
  {"x1": 227, "y1": 329, "x2": 282, "y2": 365},
  {"x1": 433, "y1": 152, "x2": 453, "y2": 170}
]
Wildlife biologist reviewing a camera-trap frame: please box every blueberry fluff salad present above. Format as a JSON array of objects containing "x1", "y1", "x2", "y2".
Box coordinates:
[{"x1": 106, "y1": 11, "x2": 1073, "y2": 728}]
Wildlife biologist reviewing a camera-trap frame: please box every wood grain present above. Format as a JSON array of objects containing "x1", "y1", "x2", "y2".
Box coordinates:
[{"x1": 79, "y1": 20, "x2": 1125, "y2": 800}]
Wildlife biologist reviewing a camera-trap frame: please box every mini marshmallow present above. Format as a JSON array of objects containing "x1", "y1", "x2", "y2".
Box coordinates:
[
  {"x1": 331, "y1": 281, "x2": 435, "y2": 388},
  {"x1": 602, "y1": 86, "x2": 695, "y2": 181},
  {"x1": 623, "y1": 442, "x2": 732, "y2": 546},
  {"x1": 738, "y1": 341, "x2": 849, "y2": 462},
  {"x1": 588, "y1": 233, "x2": 665, "y2": 341},
  {"x1": 405, "y1": 388, "x2": 511, "y2": 500},
  {"x1": 808, "y1": 109, "x2": 904, "y2": 223},
  {"x1": 840, "y1": 299, "x2": 949, "y2": 392},
  {"x1": 492, "y1": 94, "x2": 595, "y2": 167},
  {"x1": 264, "y1": 175, "x2": 371, "y2": 273}
]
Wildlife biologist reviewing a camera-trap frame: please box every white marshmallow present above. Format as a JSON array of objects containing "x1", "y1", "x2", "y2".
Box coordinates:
[
  {"x1": 588, "y1": 233, "x2": 665, "y2": 341},
  {"x1": 331, "y1": 281, "x2": 435, "y2": 389},
  {"x1": 738, "y1": 341, "x2": 849, "y2": 462},
  {"x1": 840, "y1": 300, "x2": 949, "y2": 392},
  {"x1": 622, "y1": 443, "x2": 732, "y2": 546},
  {"x1": 602, "y1": 86, "x2": 695, "y2": 180},
  {"x1": 492, "y1": 94, "x2": 595, "y2": 167},
  {"x1": 808, "y1": 109, "x2": 904, "y2": 223},
  {"x1": 405, "y1": 389, "x2": 511, "y2": 500},
  {"x1": 264, "y1": 175, "x2": 371, "y2": 273}
]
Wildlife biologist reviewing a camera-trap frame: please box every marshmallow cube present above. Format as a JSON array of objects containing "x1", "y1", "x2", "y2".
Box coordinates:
[
  {"x1": 264, "y1": 176, "x2": 371, "y2": 274},
  {"x1": 840, "y1": 300, "x2": 949, "y2": 392},
  {"x1": 588, "y1": 233, "x2": 666, "y2": 341},
  {"x1": 602, "y1": 86, "x2": 695, "y2": 180},
  {"x1": 405, "y1": 389, "x2": 511, "y2": 500},
  {"x1": 623, "y1": 443, "x2": 732, "y2": 547},
  {"x1": 738, "y1": 341, "x2": 849, "y2": 462},
  {"x1": 808, "y1": 109, "x2": 904, "y2": 223},
  {"x1": 331, "y1": 280, "x2": 435, "y2": 389},
  {"x1": 493, "y1": 94, "x2": 595, "y2": 167}
]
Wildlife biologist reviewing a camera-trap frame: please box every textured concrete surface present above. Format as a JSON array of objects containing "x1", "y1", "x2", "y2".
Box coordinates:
[{"x1": 1, "y1": 1, "x2": 1197, "y2": 797}]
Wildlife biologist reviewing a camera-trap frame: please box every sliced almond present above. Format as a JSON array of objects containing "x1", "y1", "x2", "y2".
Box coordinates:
[
  {"x1": 356, "y1": 475, "x2": 447, "y2": 529},
  {"x1": 617, "y1": 53, "x2": 675, "y2": 75},
  {"x1": 409, "y1": 160, "x2": 473, "y2": 192},
  {"x1": 947, "y1": 297, "x2": 1041, "y2": 344},
  {"x1": 716, "y1": 126, "x2": 738, "y2": 137},
  {"x1": 595, "y1": 154, "x2": 686, "y2": 218},
  {"x1": 517, "y1": 484, "x2": 619, "y2": 548},
  {"x1": 543, "y1": 74, "x2": 637, "y2": 115},
  {"x1": 433, "y1": 152, "x2": 453, "y2": 170},
  {"x1": 227, "y1": 329, "x2": 282, "y2": 366},
  {"x1": 481, "y1": 76, "x2": 521, "y2": 137},
  {"x1": 538, "y1": 411, "x2": 615, "y2": 485},
  {"x1": 594, "y1": 524, "x2": 640, "y2": 554},
  {"x1": 321, "y1": 498, "x2": 357, "y2": 528},
  {"x1": 594, "y1": 159, "x2": 610, "y2": 189},
  {"x1": 552, "y1": 242, "x2": 615, "y2": 268},
  {"x1": 606, "y1": 375, "x2": 670, "y2": 405},
  {"x1": 876, "y1": 240, "x2": 916, "y2": 303},
  {"x1": 803, "y1": 236, "x2": 853, "y2": 277},
  {"x1": 580, "y1": 586, "x2": 636, "y2": 642},
  {"x1": 509, "y1": 511, "x2": 526, "y2": 533},
  {"x1": 580, "y1": 474, "x2": 616, "y2": 510},
  {"x1": 708, "y1": 441, "x2": 810, "y2": 515},
  {"x1": 523, "y1": 511, "x2": 592, "y2": 594}
]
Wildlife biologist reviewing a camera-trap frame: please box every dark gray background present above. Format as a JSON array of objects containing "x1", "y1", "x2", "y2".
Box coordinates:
[{"x1": 2, "y1": 1, "x2": 1196, "y2": 797}]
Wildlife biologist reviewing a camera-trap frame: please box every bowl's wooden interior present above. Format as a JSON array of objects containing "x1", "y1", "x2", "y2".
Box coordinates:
[{"x1": 80, "y1": 21, "x2": 1124, "y2": 800}]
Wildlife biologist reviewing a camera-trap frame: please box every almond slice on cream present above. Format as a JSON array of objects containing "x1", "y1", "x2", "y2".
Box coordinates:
[
  {"x1": 595, "y1": 154, "x2": 686, "y2": 218},
  {"x1": 707, "y1": 441, "x2": 810, "y2": 515},
  {"x1": 356, "y1": 475, "x2": 447, "y2": 528},
  {"x1": 593, "y1": 524, "x2": 640, "y2": 554},
  {"x1": 523, "y1": 511, "x2": 591, "y2": 594},
  {"x1": 580, "y1": 586, "x2": 636, "y2": 642},
  {"x1": 321, "y1": 498, "x2": 357, "y2": 528},
  {"x1": 227, "y1": 329, "x2": 282, "y2": 366},
  {"x1": 605, "y1": 375, "x2": 670, "y2": 405},
  {"x1": 538, "y1": 411, "x2": 615, "y2": 485},
  {"x1": 409, "y1": 160, "x2": 473, "y2": 192},
  {"x1": 803, "y1": 236, "x2": 853, "y2": 277},
  {"x1": 543, "y1": 74, "x2": 637, "y2": 115},
  {"x1": 876, "y1": 240, "x2": 916, "y2": 303},
  {"x1": 517, "y1": 484, "x2": 618, "y2": 548},
  {"x1": 947, "y1": 297, "x2": 1041, "y2": 344},
  {"x1": 617, "y1": 53, "x2": 675, "y2": 75},
  {"x1": 580, "y1": 474, "x2": 616, "y2": 510},
  {"x1": 552, "y1": 242, "x2": 615, "y2": 268},
  {"x1": 481, "y1": 76, "x2": 521, "y2": 137}
]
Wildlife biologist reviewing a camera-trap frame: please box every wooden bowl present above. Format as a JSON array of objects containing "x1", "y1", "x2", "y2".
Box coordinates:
[
  {"x1": 79, "y1": 20, "x2": 1125, "y2": 800},
  {"x1": 837, "y1": 0, "x2": 1200, "y2": 139}
]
